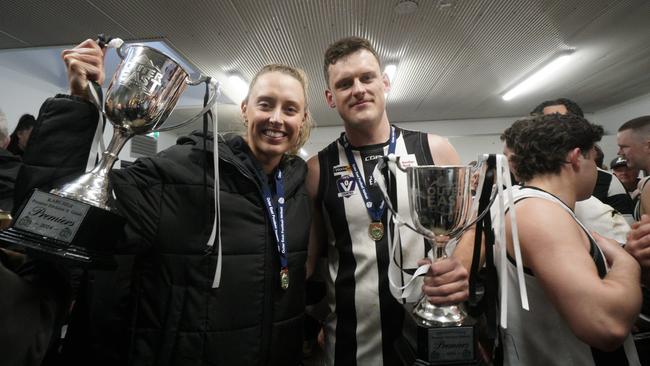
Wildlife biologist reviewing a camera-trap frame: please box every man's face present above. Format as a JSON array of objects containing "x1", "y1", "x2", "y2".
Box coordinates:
[
  {"x1": 617, "y1": 129, "x2": 649, "y2": 170},
  {"x1": 325, "y1": 49, "x2": 389, "y2": 130},
  {"x1": 576, "y1": 146, "x2": 598, "y2": 200},
  {"x1": 612, "y1": 165, "x2": 640, "y2": 190}
]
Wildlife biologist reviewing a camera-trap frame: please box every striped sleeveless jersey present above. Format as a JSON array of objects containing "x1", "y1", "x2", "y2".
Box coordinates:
[
  {"x1": 316, "y1": 126, "x2": 433, "y2": 366},
  {"x1": 494, "y1": 186, "x2": 640, "y2": 366}
]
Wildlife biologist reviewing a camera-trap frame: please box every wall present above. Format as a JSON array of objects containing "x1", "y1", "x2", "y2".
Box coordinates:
[
  {"x1": 0, "y1": 64, "x2": 64, "y2": 130},
  {"x1": 2, "y1": 56, "x2": 648, "y2": 166}
]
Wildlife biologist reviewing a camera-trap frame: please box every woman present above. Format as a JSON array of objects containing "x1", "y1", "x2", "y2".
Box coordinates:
[
  {"x1": 7, "y1": 113, "x2": 36, "y2": 156},
  {"x1": 495, "y1": 113, "x2": 641, "y2": 365},
  {"x1": 16, "y1": 39, "x2": 313, "y2": 366}
]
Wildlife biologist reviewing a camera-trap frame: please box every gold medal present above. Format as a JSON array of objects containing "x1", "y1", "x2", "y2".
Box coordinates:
[
  {"x1": 368, "y1": 221, "x2": 384, "y2": 241},
  {"x1": 280, "y1": 268, "x2": 289, "y2": 290}
]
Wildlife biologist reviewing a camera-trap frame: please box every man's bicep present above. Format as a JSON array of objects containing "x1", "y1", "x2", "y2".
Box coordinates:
[{"x1": 427, "y1": 134, "x2": 461, "y2": 165}]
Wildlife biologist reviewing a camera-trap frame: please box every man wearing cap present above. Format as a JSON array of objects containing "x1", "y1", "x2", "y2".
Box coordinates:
[{"x1": 611, "y1": 156, "x2": 641, "y2": 201}]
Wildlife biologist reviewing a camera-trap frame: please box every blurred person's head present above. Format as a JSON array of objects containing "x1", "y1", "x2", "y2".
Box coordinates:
[
  {"x1": 610, "y1": 156, "x2": 640, "y2": 192},
  {"x1": 0, "y1": 109, "x2": 9, "y2": 149},
  {"x1": 7, "y1": 113, "x2": 36, "y2": 155},
  {"x1": 530, "y1": 98, "x2": 584, "y2": 117}
]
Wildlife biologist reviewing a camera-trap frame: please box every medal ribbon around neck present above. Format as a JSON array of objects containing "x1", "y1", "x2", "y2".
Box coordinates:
[
  {"x1": 341, "y1": 126, "x2": 396, "y2": 241},
  {"x1": 260, "y1": 168, "x2": 289, "y2": 289}
]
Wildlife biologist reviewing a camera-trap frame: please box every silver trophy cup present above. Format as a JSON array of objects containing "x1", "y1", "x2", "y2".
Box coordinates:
[
  {"x1": 407, "y1": 165, "x2": 477, "y2": 364},
  {"x1": 1, "y1": 43, "x2": 218, "y2": 268},
  {"x1": 52, "y1": 43, "x2": 219, "y2": 209}
]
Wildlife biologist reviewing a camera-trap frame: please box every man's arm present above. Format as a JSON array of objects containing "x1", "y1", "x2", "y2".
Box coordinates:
[
  {"x1": 626, "y1": 214, "x2": 650, "y2": 284},
  {"x1": 427, "y1": 134, "x2": 461, "y2": 165},
  {"x1": 513, "y1": 198, "x2": 640, "y2": 351}
]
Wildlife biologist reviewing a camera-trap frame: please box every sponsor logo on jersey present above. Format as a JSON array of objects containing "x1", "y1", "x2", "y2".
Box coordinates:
[{"x1": 333, "y1": 164, "x2": 352, "y2": 177}]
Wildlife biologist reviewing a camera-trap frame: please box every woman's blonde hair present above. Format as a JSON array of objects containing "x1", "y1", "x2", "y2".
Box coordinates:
[{"x1": 243, "y1": 64, "x2": 314, "y2": 155}]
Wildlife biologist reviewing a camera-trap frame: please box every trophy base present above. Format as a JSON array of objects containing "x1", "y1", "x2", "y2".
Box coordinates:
[
  {"x1": 396, "y1": 309, "x2": 482, "y2": 366},
  {"x1": 0, "y1": 189, "x2": 122, "y2": 269}
]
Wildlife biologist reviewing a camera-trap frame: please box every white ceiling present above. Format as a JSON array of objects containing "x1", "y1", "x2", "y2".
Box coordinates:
[{"x1": 1, "y1": 0, "x2": 649, "y2": 136}]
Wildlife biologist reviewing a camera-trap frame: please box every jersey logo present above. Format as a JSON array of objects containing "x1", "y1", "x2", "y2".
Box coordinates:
[{"x1": 336, "y1": 175, "x2": 356, "y2": 198}]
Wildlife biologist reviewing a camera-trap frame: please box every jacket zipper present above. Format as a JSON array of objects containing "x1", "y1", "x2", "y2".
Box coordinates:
[{"x1": 215, "y1": 153, "x2": 274, "y2": 366}]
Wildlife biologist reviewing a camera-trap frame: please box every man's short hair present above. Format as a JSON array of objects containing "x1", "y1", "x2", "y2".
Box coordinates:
[
  {"x1": 0, "y1": 108, "x2": 8, "y2": 143},
  {"x1": 502, "y1": 114, "x2": 603, "y2": 182},
  {"x1": 323, "y1": 36, "x2": 380, "y2": 86},
  {"x1": 530, "y1": 98, "x2": 584, "y2": 117},
  {"x1": 618, "y1": 116, "x2": 650, "y2": 138}
]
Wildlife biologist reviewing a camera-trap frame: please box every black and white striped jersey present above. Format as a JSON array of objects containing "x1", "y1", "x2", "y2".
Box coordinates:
[{"x1": 316, "y1": 126, "x2": 433, "y2": 366}]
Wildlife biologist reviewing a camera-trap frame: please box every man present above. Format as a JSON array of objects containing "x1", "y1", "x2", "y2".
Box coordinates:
[
  {"x1": 532, "y1": 98, "x2": 635, "y2": 224},
  {"x1": 531, "y1": 99, "x2": 634, "y2": 243},
  {"x1": 611, "y1": 156, "x2": 641, "y2": 200},
  {"x1": 497, "y1": 114, "x2": 641, "y2": 365},
  {"x1": 306, "y1": 37, "x2": 470, "y2": 366},
  {"x1": 617, "y1": 116, "x2": 650, "y2": 221}
]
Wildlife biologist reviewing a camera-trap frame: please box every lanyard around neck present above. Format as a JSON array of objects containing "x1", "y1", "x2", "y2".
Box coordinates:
[
  {"x1": 341, "y1": 126, "x2": 397, "y2": 224},
  {"x1": 259, "y1": 167, "x2": 289, "y2": 289}
]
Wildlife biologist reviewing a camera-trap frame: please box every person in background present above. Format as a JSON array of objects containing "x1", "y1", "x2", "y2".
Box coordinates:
[
  {"x1": 617, "y1": 116, "x2": 650, "y2": 222},
  {"x1": 497, "y1": 113, "x2": 641, "y2": 365},
  {"x1": 0, "y1": 108, "x2": 22, "y2": 219},
  {"x1": 7, "y1": 113, "x2": 36, "y2": 156},
  {"x1": 611, "y1": 156, "x2": 641, "y2": 200}
]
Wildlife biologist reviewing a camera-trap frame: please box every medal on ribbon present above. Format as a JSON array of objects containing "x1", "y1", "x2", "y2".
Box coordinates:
[
  {"x1": 280, "y1": 267, "x2": 289, "y2": 290},
  {"x1": 341, "y1": 126, "x2": 396, "y2": 242}
]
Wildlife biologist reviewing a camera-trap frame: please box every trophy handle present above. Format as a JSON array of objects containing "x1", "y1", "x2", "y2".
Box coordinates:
[
  {"x1": 459, "y1": 154, "x2": 498, "y2": 233},
  {"x1": 154, "y1": 78, "x2": 222, "y2": 132}
]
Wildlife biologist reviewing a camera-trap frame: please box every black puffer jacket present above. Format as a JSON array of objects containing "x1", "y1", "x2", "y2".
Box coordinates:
[
  {"x1": 16, "y1": 95, "x2": 310, "y2": 366},
  {"x1": 0, "y1": 148, "x2": 21, "y2": 212}
]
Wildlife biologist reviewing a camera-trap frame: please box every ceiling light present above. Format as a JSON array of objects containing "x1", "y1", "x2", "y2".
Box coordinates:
[
  {"x1": 501, "y1": 50, "x2": 575, "y2": 101},
  {"x1": 384, "y1": 64, "x2": 397, "y2": 84},
  {"x1": 228, "y1": 74, "x2": 249, "y2": 103},
  {"x1": 395, "y1": 1, "x2": 418, "y2": 14}
]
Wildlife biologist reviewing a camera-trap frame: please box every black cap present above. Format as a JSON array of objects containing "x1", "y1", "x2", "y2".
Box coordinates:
[{"x1": 610, "y1": 156, "x2": 628, "y2": 169}]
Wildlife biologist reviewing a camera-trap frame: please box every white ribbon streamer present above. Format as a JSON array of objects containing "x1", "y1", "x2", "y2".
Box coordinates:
[
  {"x1": 83, "y1": 38, "x2": 123, "y2": 172},
  {"x1": 494, "y1": 155, "x2": 529, "y2": 329},
  {"x1": 209, "y1": 103, "x2": 222, "y2": 289}
]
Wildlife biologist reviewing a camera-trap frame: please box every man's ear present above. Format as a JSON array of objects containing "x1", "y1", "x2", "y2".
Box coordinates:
[
  {"x1": 382, "y1": 73, "x2": 391, "y2": 94},
  {"x1": 325, "y1": 89, "x2": 336, "y2": 108},
  {"x1": 567, "y1": 147, "x2": 582, "y2": 168}
]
